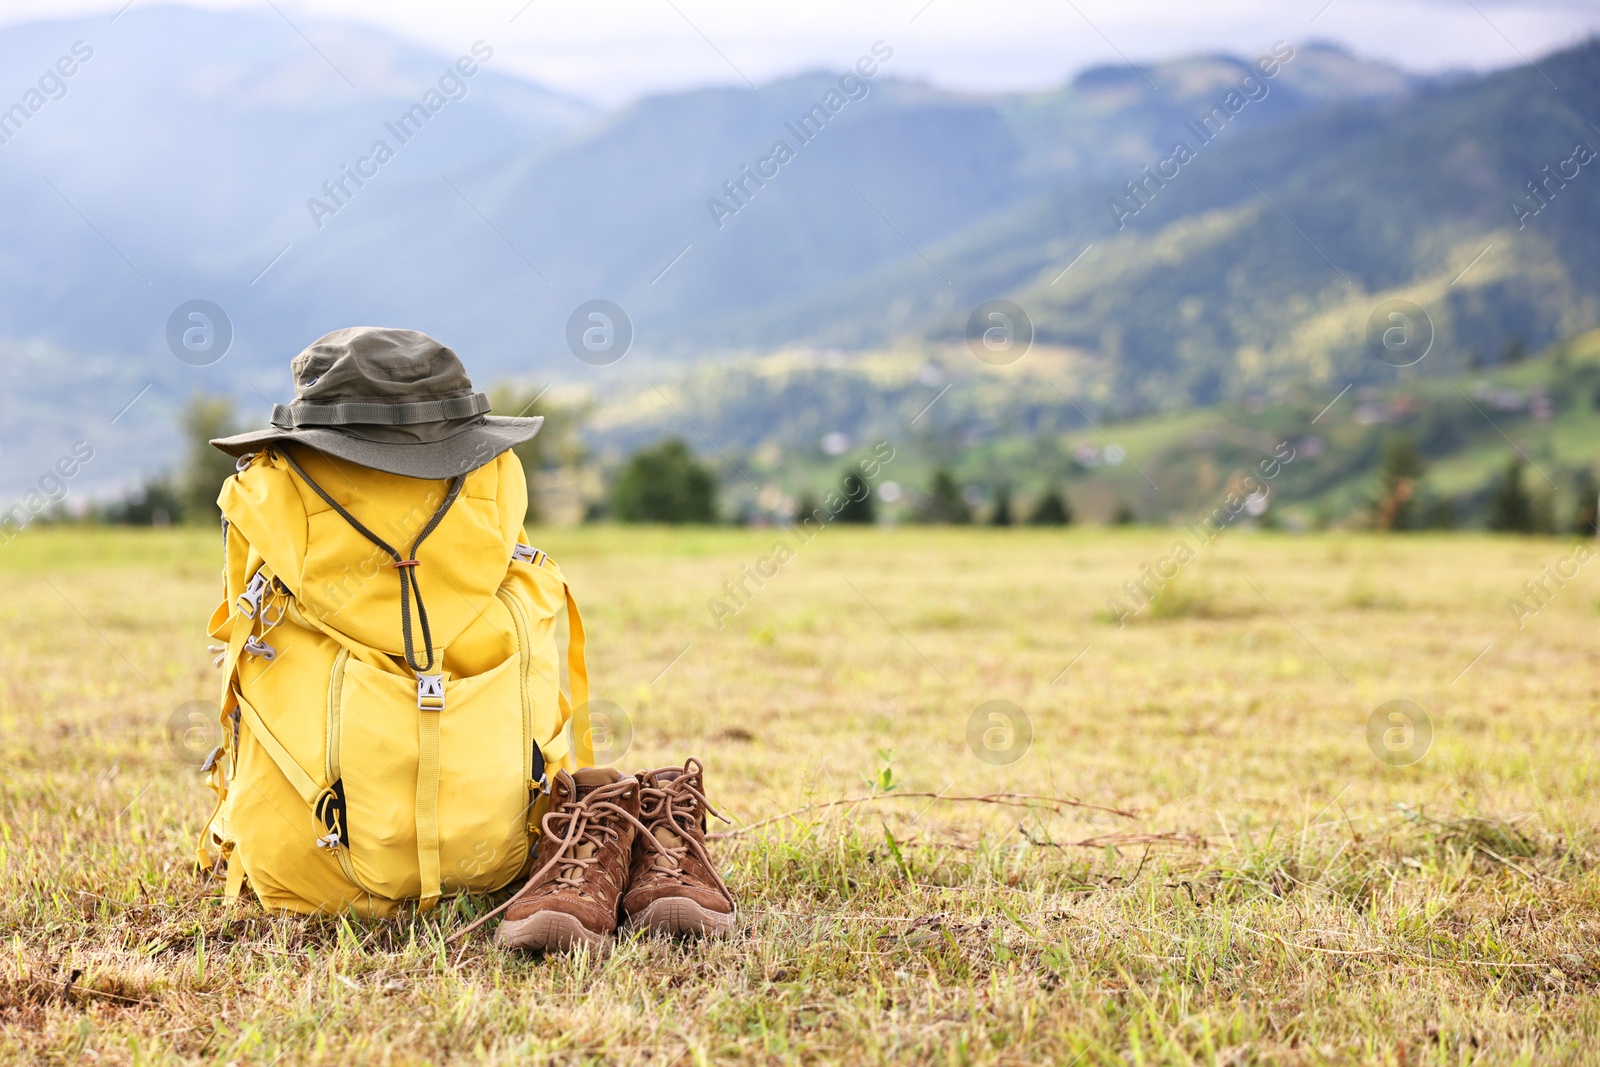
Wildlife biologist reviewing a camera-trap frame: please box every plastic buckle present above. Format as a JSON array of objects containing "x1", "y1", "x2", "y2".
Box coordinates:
[
  {"x1": 533, "y1": 771, "x2": 550, "y2": 794},
  {"x1": 235, "y1": 452, "x2": 257, "y2": 472},
  {"x1": 315, "y1": 832, "x2": 341, "y2": 850},
  {"x1": 243, "y1": 635, "x2": 277, "y2": 661},
  {"x1": 512, "y1": 543, "x2": 544, "y2": 566},
  {"x1": 237, "y1": 571, "x2": 270, "y2": 619},
  {"x1": 417, "y1": 674, "x2": 445, "y2": 712},
  {"x1": 201, "y1": 746, "x2": 223, "y2": 772}
]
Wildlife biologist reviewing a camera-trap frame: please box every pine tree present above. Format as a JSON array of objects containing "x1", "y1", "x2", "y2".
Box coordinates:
[
  {"x1": 1572, "y1": 468, "x2": 1598, "y2": 537},
  {"x1": 1422, "y1": 495, "x2": 1456, "y2": 530},
  {"x1": 1027, "y1": 485, "x2": 1072, "y2": 526},
  {"x1": 917, "y1": 470, "x2": 971, "y2": 524},
  {"x1": 1486, "y1": 458, "x2": 1534, "y2": 533},
  {"x1": 835, "y1": 465, "x2": 877, "y2": 524},
  {"x1": 1373, "y1": 432, "x2": 1425, "y2": 531},
  {"x1": 990, "y1": 484, "x2": 1014, "y2": 527},
  {"x1": 793, "y1": 490, "x2": 822, "y2": 524},
  {"x1": 1531, "y1": 489, "x2": 1556, "y2": 535}
]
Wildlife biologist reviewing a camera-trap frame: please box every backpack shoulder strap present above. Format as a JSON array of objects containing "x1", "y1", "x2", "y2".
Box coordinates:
[{"x1": 565, "y1": 583, "x2": 594, "y2": 767}]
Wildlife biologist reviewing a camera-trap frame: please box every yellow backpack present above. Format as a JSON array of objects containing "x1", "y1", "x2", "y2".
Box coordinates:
[{"x1": 197, "y1": 443, "x2": 593, "y2": 915}]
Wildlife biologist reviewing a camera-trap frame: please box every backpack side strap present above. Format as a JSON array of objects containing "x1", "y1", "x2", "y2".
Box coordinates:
[
  {"x1": 197, "y1": 562, "x2": 282, "y2": 876},
  {"x1": 236, "y1": 693, "x2": 323, "y2": 806},
  {"x1": 565, "y1": 583, "x2": 594, "y2": 767}
]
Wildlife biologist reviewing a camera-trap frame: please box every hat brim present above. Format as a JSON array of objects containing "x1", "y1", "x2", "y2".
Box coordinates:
[{"x1": 209, "y1": 416, "x2": 543, "y2": 480}]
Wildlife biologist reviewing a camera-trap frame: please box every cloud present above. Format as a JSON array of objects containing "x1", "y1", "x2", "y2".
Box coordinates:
[{"x1": 1, "y1": 0, "x2": 1595, "y2": 105}]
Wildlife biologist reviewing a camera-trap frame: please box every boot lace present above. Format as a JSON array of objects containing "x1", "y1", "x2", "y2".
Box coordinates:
[
  {"x1": 540, "y1": 779, "x2": 655, "y2": 894},
  {"x1": 639, "y1": 758, "x2": 735, "y2": 910},
  {"x1": 447, "y1": 776, "x2": 660, "y2": 942}
]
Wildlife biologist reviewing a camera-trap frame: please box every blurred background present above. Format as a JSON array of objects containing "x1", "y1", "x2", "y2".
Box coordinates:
[{"x1": 2, "y1": 0, "x2": 1599, "y2": 535}]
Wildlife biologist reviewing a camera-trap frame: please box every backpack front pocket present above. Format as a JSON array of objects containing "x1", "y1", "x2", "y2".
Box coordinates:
[{"x1": 333, "y1": 650, "x2": 529, "y2": 900}]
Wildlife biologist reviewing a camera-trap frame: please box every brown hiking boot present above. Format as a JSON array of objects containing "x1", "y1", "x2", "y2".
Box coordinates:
[
  {"x1": 623, "y1": 758, "x2": 737, "y2": 938},
  {"x1": 495, "y1": 768, "x2": 646, "y2": 952}
]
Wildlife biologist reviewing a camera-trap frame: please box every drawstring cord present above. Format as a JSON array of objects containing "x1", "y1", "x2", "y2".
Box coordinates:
[{"x1": 276, "y1": 448, "x2": 463, "y2": 674}]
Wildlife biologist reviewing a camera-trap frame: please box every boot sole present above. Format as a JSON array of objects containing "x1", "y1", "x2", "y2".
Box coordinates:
[
  {"x1": 495, "y1": 910, "x2": 608, "y2": 953},
  {"x1": 626, "y1": 897, "x2": 736, "y2": 938}
]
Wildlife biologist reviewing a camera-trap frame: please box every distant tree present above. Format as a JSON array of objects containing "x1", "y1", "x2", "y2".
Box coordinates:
[
  {"x1": 793, "y1": 490, "x2": 822, "y2": 524},
  {"x1": 1421, "y1": 495, "x2": 1456, "y2": 531},
  {"x1": 1372, "y1": 432, "x2": 1425, "y2": 531},
  {"x1": 1531, "y1": 488, "x2": 1557, "y2": 536},
  {"x1": 491, "y1": 385, "x2": 588, "y2": 524},
  {"x1": 99, "y1": 394, "x2": 237, "y2": 526},
  {"x1": 611, "y1": 439, "x2": 717, "y2": 524},
  {"x1": 178, "y1": 394, "x2": 241, "y2": 525},
  {"x1": 917, "y1": 469, "x2": 971, "y2": 524},
  {"x1": 1027, "y1": 485, "x2": 1073, "y2": 526},
  {"x1": 989, "y1": 484, "x2": 1014, "y2": 527},
  {"x1": 98, "y1": 476, "x2": 186, "y2": 526},
  {"x1": 1503, "y1": 337, "x2": 1527, "y2": 364},
  {"x1": 1110, "y1": 501, "x2": 1137, "y2": 525},
  {"x1": 1571, "y1": 468, "x2": 1599, "y2": 537},
  {"x1": 1486, "y1": 458, "x2": 1535, "y2": 533},
  {"x1": 835, "y1": 465, "x2": 876, "y2": 525}
]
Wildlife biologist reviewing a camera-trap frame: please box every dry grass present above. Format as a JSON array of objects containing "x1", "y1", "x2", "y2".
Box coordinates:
[{"x1": 3, "y1": 525, "x2": 1600, "y2": 1065}]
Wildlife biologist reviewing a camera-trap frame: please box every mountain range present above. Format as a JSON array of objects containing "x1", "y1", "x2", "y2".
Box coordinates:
[{"x1": 0, "y1": 5, "x2": 1596, "y2": 500}]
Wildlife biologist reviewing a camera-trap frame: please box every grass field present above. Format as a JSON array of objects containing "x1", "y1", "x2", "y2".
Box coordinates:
[{"x1": 4, "y1": 525, "x2": 1600, "y2": 1065}]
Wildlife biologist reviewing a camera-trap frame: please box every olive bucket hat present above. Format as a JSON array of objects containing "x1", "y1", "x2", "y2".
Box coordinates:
[{"x1": 210, "y1": 327, "x2": 541, "y2": 480}]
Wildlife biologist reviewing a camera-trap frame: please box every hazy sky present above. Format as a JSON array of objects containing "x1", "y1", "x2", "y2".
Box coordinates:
[{"x1": 2, "y1": 0, "x2": 1596, "y2": 105}]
